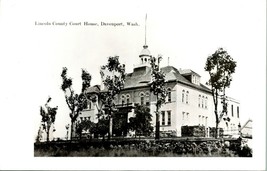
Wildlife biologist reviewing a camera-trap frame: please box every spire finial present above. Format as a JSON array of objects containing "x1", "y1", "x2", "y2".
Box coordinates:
[{"x1": 145, "y1": 14, "x2": 147, "y2": 46}]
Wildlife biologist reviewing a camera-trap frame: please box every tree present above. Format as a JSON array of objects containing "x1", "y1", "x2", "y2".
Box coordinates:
[
  {"x1": 61, "y1": 67, "x2": 92, "y2": 140},
  {"x1": 112, "y1": 112, "x2": 128, "y2": 137},
  {"x1": 99, "y1": 56, "x2": 126, "y2": 140},
  {"x1": 204, "y1": 48, "x2": 236, "y2": 138},
  {"x1": 40, "y1": 97, "x2": 58, "y2": 142},
  {"x1": 128, "y1": 105, "x2": 153, "y2": 138},
  {"x1": 150, "y1": 55, "x2": 167, "y2": 140},
  {"x1": 75, "y1": 119, "x2": 95, "y2": 140},
  {"x1": 91, "y1": 117, "x2": 109, "y2": 140}
]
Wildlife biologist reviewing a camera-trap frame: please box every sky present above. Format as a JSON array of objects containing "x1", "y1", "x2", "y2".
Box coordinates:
[{"x1": 0, "y1": 0, "x2": 266, "y2": 170}]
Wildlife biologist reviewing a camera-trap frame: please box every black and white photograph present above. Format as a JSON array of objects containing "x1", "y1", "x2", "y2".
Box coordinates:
[{"x1": 0, "y1": 0, "x2": 265, "y2": 170}]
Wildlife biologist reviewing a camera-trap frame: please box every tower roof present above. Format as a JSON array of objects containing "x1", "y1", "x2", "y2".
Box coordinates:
[{"x1": 139, "y1": 45, "x2": 151, "y2": 57}]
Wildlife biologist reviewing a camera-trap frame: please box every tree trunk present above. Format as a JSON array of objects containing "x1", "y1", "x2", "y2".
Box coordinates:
[
  {"x1": 213, "y1": 89, "x2": 219, "y2": 139},
  {"x1": 108, "y1": 110, "x2": 112, "y2": 140},
  {"x1": 46, "y1": 124, "x2": 51, "y2": 142},
  {"x1": 46, "y1": 130, "x2": 50, "y2": 142},
  {"x1": 155, "y1": 95, "x2": 160, "y2": 140},
  {"x1": 155, "y1": 114, "x2": 160, "y2": 140},
  {"x1": 70, "y1": 121, "x2": 74, "y2": 140},
  {"x1": 215, "y1": 119, "x2": 219, "y2": 139}
]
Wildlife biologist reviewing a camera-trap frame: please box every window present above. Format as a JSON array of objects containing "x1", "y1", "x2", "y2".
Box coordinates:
[
  {"x1": 140, "y1": 93, "x2": 145, "y2": 105},
  {"x1": 88, "y1": 101, "x2": 92, "y2": 110},
  {"x1": 121, "y1": 95, "x2": 125, "y2": 106},
  {"x1": 239, "y1": 106, "x2": 241, "y2": 118},
  {"x1": 186, "y1": 91, "x2": 189, "y2": 104},
  {"x1": 145, "y1": 91, "x2": 150, "y2": 102},
  {"x1": 126, "y1": 94, "x2": 130, "y2": 104},
  {"x1": 167, "y1": 88, "x2": 171, "y2": 102},
  {"x1": 182, "y1": 112, "x2": 185, "y2": 120},
  {"x1": 198, "y1": 95, "x2": 201, "y2": 107},
  {"x1": 167, "y1": 111, "x2": 171, "y2": 125},
  {"x1": 202, "y1": 96, "x2": 204, "y2": 108},
  {"x1": 198, "y1": 115, "x2": 201, "y2": 125},
  {"x1": 187, "y1": 113, "x2": 189, "y2": 124},
  {"x1": 182, "y1": 90, "x2": 185, "y2": 103},
  {"x1": 202, "y1": 116, "x2": 205, "y2": 126},
  {"x1": 161, "y1": 111, "x2": 165, "y2": 125},
  {"x1": 205, "y1": 97, "x2": 208, "y2": 109},
  {"x1": 231, "y1": 104, "x2": 234, "y2": 117},
  {"x1": 205, "y1": 117, "x2": 208, "y2": 127}
]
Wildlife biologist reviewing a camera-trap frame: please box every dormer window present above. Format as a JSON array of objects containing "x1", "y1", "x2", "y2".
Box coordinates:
[{"x1": 180, "y1": 69, "x2": 201, "y2": 85}]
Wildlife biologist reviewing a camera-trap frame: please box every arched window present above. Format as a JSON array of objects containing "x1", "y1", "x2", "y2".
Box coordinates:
[
  {"x1": 167, "y1": 88, "x2": 172, "y2": 102},
  {"x1": 88, "y1": 101, "x2": 92, "y2": 110},
  {"x1": 167, "y1": 111, "x2": 171, "y2": 125},
  {"x1": 126, "y1": 94, "x2": 130, "y2": 104},
  {"x1": 202, "y1": 96, "x2": 204, "y2": 108},
  {"x1": 140, "y1": 92, "x2": 145, "y2": 105},
  {"x1": 161, "y1": 111, "x2": 165, "y2": 125},
  {"x1": 198, "y1": 95, "x2": 201, "y2": 107},
  {"x1": 182, "y1": 90, "x2": 185, "y2": 103},
  {"x1": 205, "y1": 97, "x2": 208, "y2": 108},
  {"x1": 186, "y1": 91, "x2": 189, "y2": 104},
  {"x1": 121, "y1": 95, "x2": 125, "y2": 106},
  {"x1": 186, "y1": 113, "x2": 190, "y2": 124},
  {"x1": 145, "y1": 92, "x2": 150, "y2": 106}
]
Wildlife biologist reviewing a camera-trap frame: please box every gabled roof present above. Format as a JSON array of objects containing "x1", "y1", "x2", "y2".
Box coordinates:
[
  {"x1": 180, "y1": 69, "x2": 201, "y2": 77},
  {"x1": 161, "y1": 66, "x2": 191, "y2": 83},
  {"x1": 241, "y1": 119, "x2": 252, "y2": 138},
  {"x1": 85, "y1": 85, "x2": 101, "y2": 94}
]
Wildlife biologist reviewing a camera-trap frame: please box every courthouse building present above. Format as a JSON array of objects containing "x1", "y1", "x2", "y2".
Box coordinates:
[{"x1": 76, "y1": 44, "x2": 240, "y2": 138}]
